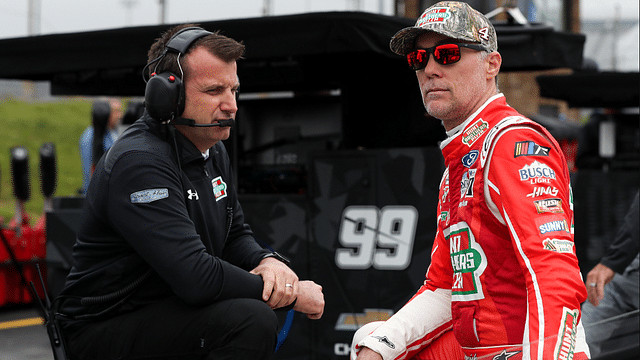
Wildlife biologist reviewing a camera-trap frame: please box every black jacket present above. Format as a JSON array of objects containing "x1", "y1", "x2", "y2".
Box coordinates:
[
  {"x1": 60, "y1": 113, "x2": 270, "y2": 318},
  {"x1": 601, "y1": 191, "x2": 639, "y2": 274}
]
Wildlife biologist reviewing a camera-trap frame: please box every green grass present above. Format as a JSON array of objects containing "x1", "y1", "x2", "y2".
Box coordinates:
[{"x1": 0, "y1": 98, "x2": 91, "y2": 224}]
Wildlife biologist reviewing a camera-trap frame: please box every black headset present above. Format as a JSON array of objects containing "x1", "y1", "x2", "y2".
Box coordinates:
[{"x1": 142, "y1": 27, "x2": 212, "y2": 122}]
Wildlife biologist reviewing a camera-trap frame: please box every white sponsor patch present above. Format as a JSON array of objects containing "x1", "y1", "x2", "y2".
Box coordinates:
[
  {"x1": 542, "y1": 238, "x2": 574, "y2": 253},
  {"x1": 212, "y1": 176, "x2": 228, "y2": 201},
  {"x1": 518, "y1": 160, "x2": 556, "y2": 182},
  {"x1": 416, "y1": 7, "x2": 452, "y2": 27},
  {"x1": 130, "y1": 188, "x2": 169, "y2": 203}
]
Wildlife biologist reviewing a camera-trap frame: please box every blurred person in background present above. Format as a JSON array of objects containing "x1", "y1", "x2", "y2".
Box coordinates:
[
  {"x1": 79, "y1": 98, "x2": 123, "y2": 194},
  {"x1": 119, "y1": 99, "x2": 145, "y2": 131},
  {"x1": 582, "y1": 191, "x2": 639, "y2": 357}
]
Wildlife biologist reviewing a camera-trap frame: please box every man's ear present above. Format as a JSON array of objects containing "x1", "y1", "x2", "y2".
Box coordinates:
[{"x1": 486, "y1": 51, "x2": 502, "y2": 80}]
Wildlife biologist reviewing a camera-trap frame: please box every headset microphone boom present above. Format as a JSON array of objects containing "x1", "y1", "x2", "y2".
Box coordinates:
[{"x1": 171, "y1": 117, "x2": 235, "y2": 128}]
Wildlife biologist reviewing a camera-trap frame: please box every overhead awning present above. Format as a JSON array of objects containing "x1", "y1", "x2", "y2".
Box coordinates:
[
  {"x1": 537, "y1": 71, "x2": 640, "y2": 108},
  {"x1": 0, "y1": 11, "x2": 586, "y2": 96},
  {"x1": 494, "y1": 22, "x2": 585, "y2": 71}
]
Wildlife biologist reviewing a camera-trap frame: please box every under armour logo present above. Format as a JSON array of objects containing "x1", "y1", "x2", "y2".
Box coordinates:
[
  {"x1": 187, "y1": 189, "x2": 199, "y2": 200},
  {"x1": 371, "y1": 335, "x2": 395, "y2": 349}
]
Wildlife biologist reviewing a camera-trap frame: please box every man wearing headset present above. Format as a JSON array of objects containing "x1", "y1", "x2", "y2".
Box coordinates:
[
  {"x1": 58, "y1": 24, "x2": 324, "y2": 360},
  {"x1": 350, "y1": 2, "x2": 589, "y2": 359}
]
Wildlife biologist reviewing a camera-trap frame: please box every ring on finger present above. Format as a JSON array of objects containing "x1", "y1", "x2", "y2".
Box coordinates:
[{"x1": 285, "y1": 283, "x2": 293, "y2": 288}]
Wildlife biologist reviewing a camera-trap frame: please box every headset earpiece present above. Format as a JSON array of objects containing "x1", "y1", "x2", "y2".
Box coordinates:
[
  {"x1": 144, "y1": 72, "x2": 184, "y2": 122},
  {"x1": 143, "y1": 27, "x2": 212, "y2": 122}
]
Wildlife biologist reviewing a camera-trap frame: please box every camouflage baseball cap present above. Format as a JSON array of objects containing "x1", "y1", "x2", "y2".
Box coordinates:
[{"x1": 390, "y1": 1, "x2": 497, "y2": 55}]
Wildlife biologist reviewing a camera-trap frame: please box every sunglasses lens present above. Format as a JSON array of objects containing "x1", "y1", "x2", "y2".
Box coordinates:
[
  {"x1": 407, "y1": 49, "x2": 428, "y2": 70},
  {"x1": 407, "y1": 44, "x2": 464, "y2": 70},
  {"x1": 433, "y1": 44, "x2": 461, "y2": 65}
]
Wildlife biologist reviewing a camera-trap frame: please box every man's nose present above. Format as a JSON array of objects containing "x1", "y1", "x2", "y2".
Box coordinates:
[
  {"x1": 221, "y1": 90, "x2": 238, "y2": 114},
  {"x1": 418, "y1": 53, "x2": 440, "y2": 76}
]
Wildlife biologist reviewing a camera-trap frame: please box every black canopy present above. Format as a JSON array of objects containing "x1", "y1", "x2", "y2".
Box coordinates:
[
  {"x1": 537, "y1": 71, "x2": 640, "y2": 108},
  {"x1": 0, "y1": 11, "x2": 586, "y2": 96}
]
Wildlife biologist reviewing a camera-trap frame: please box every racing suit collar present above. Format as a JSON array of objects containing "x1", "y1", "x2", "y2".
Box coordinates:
[{"x1": 440, "y1": 93, "x2": 505, "y2": 150}]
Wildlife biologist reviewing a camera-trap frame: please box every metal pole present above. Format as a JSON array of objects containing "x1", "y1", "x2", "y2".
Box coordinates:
[
  {"x1": 612, "y1": 3, "x2": 620, "y2": 71},
  {"x1": 122, "y1": 0, "x2": 138, "y2": 26},
  {"x1": 159, "y1": 0, "x2": 166, "y2": 24},
  {"x1": 263, "y1": 0, "x2": 272, "y2": 16},
  {"x1": 28, "y1": 0, "x2": 41, "y2": 36}
]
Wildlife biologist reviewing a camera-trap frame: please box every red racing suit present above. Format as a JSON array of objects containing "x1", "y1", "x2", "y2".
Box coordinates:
[{"x1": 354, "y1": 94, "x2": 589, "y2": 360}]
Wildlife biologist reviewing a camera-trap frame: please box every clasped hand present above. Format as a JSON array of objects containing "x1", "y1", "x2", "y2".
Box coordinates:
[{"x1": 251, "y1": 257, "x2": 324, "y2": 319}]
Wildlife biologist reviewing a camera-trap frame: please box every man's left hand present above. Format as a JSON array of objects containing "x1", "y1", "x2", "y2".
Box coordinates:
[
  {"x1": 585, "y1": 263, "x2": 615, "y2": 306},
  {"x1": 251, "y1": 257, "x2": 299, "y2": 309}
]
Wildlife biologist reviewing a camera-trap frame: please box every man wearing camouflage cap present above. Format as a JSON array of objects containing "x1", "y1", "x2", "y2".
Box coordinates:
[{"x1": 351, "y1": 2, "x2": 590, "y2": 359}]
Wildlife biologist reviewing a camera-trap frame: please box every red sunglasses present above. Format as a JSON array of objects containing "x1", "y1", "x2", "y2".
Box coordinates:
[{"x1": 406, "y1": 43, "x2": 487, "y2": 71}]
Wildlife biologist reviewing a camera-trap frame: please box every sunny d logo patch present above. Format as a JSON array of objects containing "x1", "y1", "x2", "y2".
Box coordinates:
[
  {"x1": 537, "y1": 217, "x2": 570, "y2": 234},
  {"x1": 212, "y1": 176, "x2": 227, "y2": 201}
]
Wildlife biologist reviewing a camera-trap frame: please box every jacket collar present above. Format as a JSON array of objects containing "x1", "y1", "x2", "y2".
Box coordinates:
[{"x1": 140, "y1": 113, "x2": 216, "y2": 165}]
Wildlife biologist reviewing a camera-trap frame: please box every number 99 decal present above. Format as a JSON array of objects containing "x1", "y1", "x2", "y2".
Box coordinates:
[{"x1": 335, "y1": 205, "x2": 418, "y2": 270}]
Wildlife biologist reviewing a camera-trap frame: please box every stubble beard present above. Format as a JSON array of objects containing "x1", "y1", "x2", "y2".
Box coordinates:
[{"x1": 423, "y1": 95, "x2": 456, "y2": 124}]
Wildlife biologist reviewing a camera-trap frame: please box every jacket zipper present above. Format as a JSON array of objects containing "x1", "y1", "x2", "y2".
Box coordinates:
[
  {"x1": 224, "y1": 207, "x2": 233, "y2": 244},
  {"x1": 204, "y1": 160, "x2": 232, "y2": 244}
]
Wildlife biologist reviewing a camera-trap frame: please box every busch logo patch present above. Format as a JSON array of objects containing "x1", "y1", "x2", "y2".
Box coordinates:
[
  {"x1": 519, "y1": 161, "x2": 556, "y2": 184},
  {"x1": 211, "y1": 176, "x2": 228, "y2": 201}
]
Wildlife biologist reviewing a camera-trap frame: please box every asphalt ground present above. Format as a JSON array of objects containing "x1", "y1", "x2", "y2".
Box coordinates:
[
  {"x1": 0, "y1": 305, "x2": 54, "y2": 360},
  {"x1": 2, "y1": 303, "x2": 637, "y2": 360}
]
